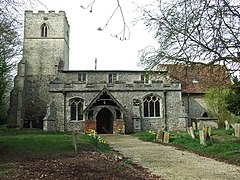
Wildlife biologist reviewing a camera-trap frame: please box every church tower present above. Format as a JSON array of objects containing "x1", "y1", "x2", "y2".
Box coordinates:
[
  {"x1": 23, "y1": 10, "x2": 69, "y2": 75},
  {"x1": 8, "y1": 11, "x2": 70, "y2": 128}
]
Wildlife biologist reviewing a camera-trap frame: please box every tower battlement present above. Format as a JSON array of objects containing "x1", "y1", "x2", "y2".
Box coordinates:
[
  {"x1": 25, "y1": 10, "x2": 66, "y2": 16},
  {"x1": 7, "y1": 9, "x2": 71, "y2": 128},
  {"x1": 23, "y1": 9, "x2": 70, "y2": 75},
  {"x1": 24, "y1": 10, "x2": 69, "y2": 38}
]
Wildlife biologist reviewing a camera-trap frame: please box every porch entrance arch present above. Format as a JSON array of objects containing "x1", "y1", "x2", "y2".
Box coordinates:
[{"x1": 96, "y1": 108, "x2": 113, "y2": 134}]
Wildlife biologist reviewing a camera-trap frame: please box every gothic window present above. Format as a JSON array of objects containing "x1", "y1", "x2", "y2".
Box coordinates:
[
  {"x1": 70, "y1": 98, "x2": 84, "y2": 120},
  {"x1": 143, "y1": 95, "x2": 161, "y2": 117},
  {"x1": 108, "y1": 73, "x2": 117, "y2": 84},
  {"x1": 78, "y1": 73, "x2": 86, "y2": 82},
  {"x1": 41, "y1": 23, "x2": 48, "y2": 37}
]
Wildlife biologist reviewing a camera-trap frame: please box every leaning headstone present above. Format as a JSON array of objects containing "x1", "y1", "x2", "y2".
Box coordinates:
[
  {"x1": 163, "y1": 132, "x2": 170, "y2": 144},
  {"x1": 225, "y1": 120, "x2": 230, "y2": 130},
  {"x1": 192, "y1": 122, "x2": 197, "y2": 130},
  {"x1": 235, "y1": 123, "x2": 240, "y2": 138},
  {"x1": 156, "y1": 130, "x2": 164, "y2": 143},
  {"x1": 188, "y1": 127, "x2": 196, "y2": 139},
  {"x1": 199, "y1": 130, "x2": 207, "y2": 146}
]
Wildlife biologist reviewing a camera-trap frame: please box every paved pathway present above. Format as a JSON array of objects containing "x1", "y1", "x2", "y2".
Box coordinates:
[{"x1": 103, "y1": 135, "x2": 240, "y2": 180}]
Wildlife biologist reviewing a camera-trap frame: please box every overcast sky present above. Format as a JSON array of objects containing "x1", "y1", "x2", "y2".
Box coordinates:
[{"x1": 34, "y1": 0, "x2": 156, "y2": 70}]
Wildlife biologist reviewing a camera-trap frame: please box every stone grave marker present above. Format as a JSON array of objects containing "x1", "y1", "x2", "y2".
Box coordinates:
[
  {"x1": 207, "y1": 126, "x2": 212, "y2": 137},
  {"x1": 187, "y1": 127, "x2": 195, "y2": 139},
  {"x1": 163, "y1": 132, "x2": 170, "y2": 143},
  {"x1": 203, "y1": 127, "x2": 208, "y2": 138},
  {"x1": 199, "y1": 129, "x2": 207, "y2": 146},
  {"x1": 197, "y1": 121, "x2": 205, "y2": 130},
  {"x1": 225, "y1": 120, "x2": 230, "y2": 130},
  {"x1": 235, "y1": 123, "x2": 240, "y2": 138},
  {"x1": 192, "y1": 122, "x2": 197, "y2": 130},
  {"x1": 156, "y1": 130, "x2": 164, "y2": 143}
]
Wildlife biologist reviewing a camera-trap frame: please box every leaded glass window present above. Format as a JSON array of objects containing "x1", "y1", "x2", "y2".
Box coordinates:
[
  {"x1": 70, "y1": 98, "x2": 84, "y2": 120},
  {"x1": 143, "y1": 95, "x2": 162, "y2": 117}
]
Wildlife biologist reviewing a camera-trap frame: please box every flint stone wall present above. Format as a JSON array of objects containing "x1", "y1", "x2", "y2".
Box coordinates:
[{"x1": 47, "y1": 70, "x2": 184, "y2": 133}]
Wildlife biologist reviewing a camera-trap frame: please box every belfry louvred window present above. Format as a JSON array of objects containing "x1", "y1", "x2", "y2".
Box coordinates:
[
  {"x1": 41, "y1": 23, "x2": 48, "y2": 37},
  {"x1": 143, "y1": 95, "x2": 162, "y2": 117},
  {"x1": 70, "y1": 98, "x2": 84, "y2": 120}
]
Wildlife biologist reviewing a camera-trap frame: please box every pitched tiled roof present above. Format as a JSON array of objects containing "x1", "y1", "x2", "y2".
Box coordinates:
[{"x1": 159, "y1": 64, "x2": 232, "y2": 93}]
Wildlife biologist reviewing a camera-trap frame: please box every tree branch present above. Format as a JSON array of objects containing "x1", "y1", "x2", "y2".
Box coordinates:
[{"x1": 80, "y1": 0, "x2": 130, "y2": 41}]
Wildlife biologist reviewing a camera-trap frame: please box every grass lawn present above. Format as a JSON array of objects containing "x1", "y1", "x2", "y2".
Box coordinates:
[
  {"x1": 133, "y1": 128, "x2": 240, "y2": 165},
  {"x1": 0, "y1": 129, "x2": 75, "y2": 158},
  {"x1": 0, "y1": 126, "x2": 111, "y2": 177},
  {"x1": 0, "y1": 126, "x2": 111, "y2": 156},
  {"x1": 0, "y1": 126, "x2": 159, "y2": 179}
]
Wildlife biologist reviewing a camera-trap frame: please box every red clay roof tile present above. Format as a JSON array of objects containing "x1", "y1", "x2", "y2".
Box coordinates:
[{"x1": 159, "y1": 64, "x2": 232, "y2": 93}]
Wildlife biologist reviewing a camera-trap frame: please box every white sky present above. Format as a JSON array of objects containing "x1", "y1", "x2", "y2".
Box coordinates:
[{"x1": 34, "y1": 0, "x2": 156, "y2": 70}]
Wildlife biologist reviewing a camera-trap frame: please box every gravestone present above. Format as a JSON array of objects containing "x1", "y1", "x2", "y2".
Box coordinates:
[
  {"x1": 197, "y1": 121, "x2": 205, "y2": 130},
  {"x1": 225, "y1": 120, "x2": 230, "y2": 130},
  {"x1": 192, "y1": 122, "x2": 197, "y2": 130},
  {"x1": 203, "y1": 127, "x2": 208, "y2": 138},
  {"x1": 163, "y1": 132, "x2": 170, "y2": 143},
  {"x1": 187, "y1": 127, "x2": 195, "y2": 139},
  {"x1": 199, "y1": 130, "x2": 207, "y2": 146},
  {"x1": 207, "y1": 126, "x2": 212, "y2": 137},
  {"x1": 235, "y1": 123, "x2": 240, "y2": 137},
  {"x1": 156, "y1": 130, "x2": 164, "y2": 143},
  {"x1": 156, "y1": 131, "x2": 170, "y2": 143}
]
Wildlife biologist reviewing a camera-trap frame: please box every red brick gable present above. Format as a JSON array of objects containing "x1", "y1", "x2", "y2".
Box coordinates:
[{"x1": 160, "y1": 64, "x2": 232, "y2": 93}]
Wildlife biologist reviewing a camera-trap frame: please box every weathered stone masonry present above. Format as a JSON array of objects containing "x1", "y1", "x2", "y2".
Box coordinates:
[{"x1": 8, "y1": 11, "x2": 186, "y2": 133}]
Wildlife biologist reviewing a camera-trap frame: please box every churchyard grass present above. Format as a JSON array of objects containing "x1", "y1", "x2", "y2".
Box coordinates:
[
  {"x1": 0, "y1": 129, "x2": 74, "y2": 156},
  {"x1": 131, "y1": 130, "x2": 157, "y2": 142},
  {"x1": 133, "y1": 128, "x2": 240, "y2": 165},
  {"x1": 0, "y1": 127, "x2": 111, "y2": 158},
  {"x1": 0, "y1": 127, "x2": 112, "y2": 177}
]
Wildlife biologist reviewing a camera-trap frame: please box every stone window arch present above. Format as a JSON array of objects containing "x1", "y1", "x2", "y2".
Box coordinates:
[
  {"x1": 69, "y1": 98, "x2": 84, "y2": 120},
  {"x1": 143, "y1": 94, "x2": 162, "y2": 117},
  {"x1": 41, "y1": 23, "x2": 48, "y2": 37}
]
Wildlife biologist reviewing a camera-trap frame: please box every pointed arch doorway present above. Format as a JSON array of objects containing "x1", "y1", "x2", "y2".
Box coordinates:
[{"x1": 96, "y1": 108, "x2": 113, "y2": 134}]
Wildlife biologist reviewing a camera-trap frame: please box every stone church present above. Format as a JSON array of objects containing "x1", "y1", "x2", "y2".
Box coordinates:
[{"x1": 7, "y1": 11, "x2": 230, "y2": 133}]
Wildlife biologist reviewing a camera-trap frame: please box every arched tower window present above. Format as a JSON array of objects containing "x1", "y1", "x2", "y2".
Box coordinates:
[
  {"x1": 143, "y1": 95, "x2": 162, "y2": 117},
  {"x1": 69, "y1": 98, "x2": 84, "y2": 120},
  {"x1": 41, "y1": 23, "x2": 48, "y2": 37}
]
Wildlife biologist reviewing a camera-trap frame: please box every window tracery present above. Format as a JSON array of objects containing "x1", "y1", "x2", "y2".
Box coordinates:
[
  {"x1": 70, "y1": 98, "x2": 84, "y2": 120},
  {"x1": 143, "y1": 95, "x2": 162, "y2": 117}
]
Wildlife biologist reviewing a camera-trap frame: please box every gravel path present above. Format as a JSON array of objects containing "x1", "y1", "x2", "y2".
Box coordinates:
[{"x1": 103, "y1": 135, "x2": 240, "y2": 180}]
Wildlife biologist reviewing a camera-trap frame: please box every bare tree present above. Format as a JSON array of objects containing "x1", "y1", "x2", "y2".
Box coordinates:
[
  {"x1": 80, "y1": 0, "x2": 130, "y2": 41},
  {"x1": 0, "y1": 0, "x2": 42, "y2": 123},
  {"x1": 137, "y1": 0, "x2": 240, "y2": 73}
]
